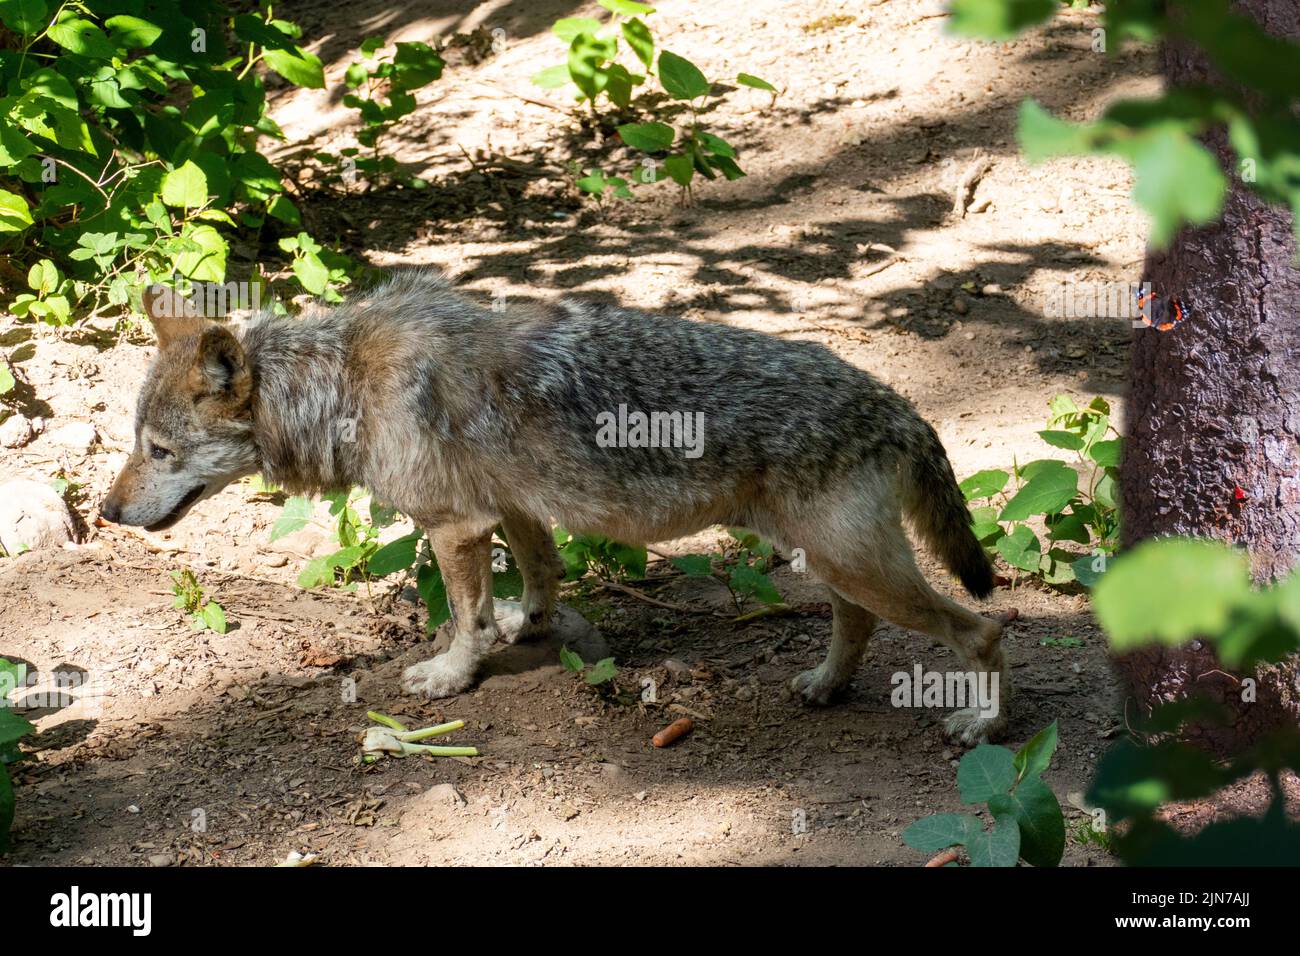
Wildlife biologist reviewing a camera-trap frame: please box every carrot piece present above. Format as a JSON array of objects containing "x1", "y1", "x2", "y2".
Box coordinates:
[
  {"x1": 925, "y1": 849, "x2": 961, "y2": 868},
  {"x1": 652, "y1": 717, "x2": 694, "y2": 748}
]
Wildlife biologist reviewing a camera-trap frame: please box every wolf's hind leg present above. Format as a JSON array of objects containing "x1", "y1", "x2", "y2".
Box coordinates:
[
  {"x1": 790, "y1": 589, "x2": 877, "y2": 705},
  {"x1": 805, "y1": 527, "x2": 1009, "y2": 743},
  {"x1": 402, "y1": 520, "x2": 499, "y2": 698},
  {"x1": 498, "y1": 515, "x2": 565, "y2": 644}
]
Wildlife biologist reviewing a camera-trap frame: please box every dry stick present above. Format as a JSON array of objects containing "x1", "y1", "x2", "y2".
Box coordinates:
[
  {"x1": 476, "y1": 80, "x2": 572, "y2": 115},
  {"x1": 952, "y1": 151, "x2": 993, "y2": 218},
  {"x1": 598, "y1": 579, "x2": 724, "y2": 616},
  {"x1": 861, "y1": 255, "x2": 902, "y2": 278},
  {"x1": 92, "y1": 517, "x2": 194, "y2": 555},
  {"x1": 925, "y1": 849, "x2": 961, "y2": 868}
]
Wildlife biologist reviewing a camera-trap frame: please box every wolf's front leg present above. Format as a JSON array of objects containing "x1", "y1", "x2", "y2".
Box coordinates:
[
  {"x1": 403, "y1": 521, "x2": 499, "y2": 698},
  {"x1": 496, "y1": 514, "x2": 565, "y2": 644}
]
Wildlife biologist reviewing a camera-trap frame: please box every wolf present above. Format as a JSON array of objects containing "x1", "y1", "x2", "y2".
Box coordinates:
[{"x1": 101, "y1": 271, "x2": 1012, "y2": 743}]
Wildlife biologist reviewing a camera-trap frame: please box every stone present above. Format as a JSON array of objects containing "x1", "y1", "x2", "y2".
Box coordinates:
[{"x1": 0, "y1": 478, "x2": 76, "y2": 554}]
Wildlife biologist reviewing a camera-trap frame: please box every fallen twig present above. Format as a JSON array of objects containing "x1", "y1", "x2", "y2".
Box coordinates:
[
  {"x1": 952, "y1": 150, "x2": 993, "y2": 218},
  {"x1": 925, "y1": 848, "x2": 962, "y2": 867}
]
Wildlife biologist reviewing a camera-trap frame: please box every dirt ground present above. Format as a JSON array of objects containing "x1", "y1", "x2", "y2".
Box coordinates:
[{"x1": 1, "y1": 0, "x2": 1159, "y2": 865}]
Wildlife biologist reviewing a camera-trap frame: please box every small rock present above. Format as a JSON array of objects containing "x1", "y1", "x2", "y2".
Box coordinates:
[
  {"x1": 0, "y1": 413, "x2": 33, "y2": 449},
  {"x1": 981, "y1": 283, "x2": 1002, "y2": 296},
  {"x1": 662, "y1": 658, "x2": 692, "y2": 680},
  {"x1": 734, "y1": 685, "x2": 755, "y2": 701},
  {"x1": 424, "y1": 783, "x2": 466, "y2": 808},
  {"x1": 555, "y1": 802, "x2": 579, "y2": 821},
  {"x1": 0, "y1": 479, "x2": 77, "y2": 554},
  {"x1": 147, "y1": 853, "x2": 173, "y2": 867},
  {"x1": 43, "y1": 421, "x2": 98, "y2": 454},
  {"x1": 952, "y1": 296, "x2": 969, "y2": 316}
]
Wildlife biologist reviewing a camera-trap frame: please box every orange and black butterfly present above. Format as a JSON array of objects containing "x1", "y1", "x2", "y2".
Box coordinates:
[{"x1": 1135, "y1": 291, "x2": 1187, "y2": 331}]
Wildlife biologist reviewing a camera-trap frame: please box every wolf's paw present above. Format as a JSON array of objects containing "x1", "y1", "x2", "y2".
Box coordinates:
[
  {"x1": 402, "y1": 657, "x2": 475, "y2": 698},
  {"x1": 944, "y1": 707, "x2": 1007, "y2": 745},
  {"x1": 495, "y1": 600, "x2": 553, "y2": 646},
  {"x1": 789, "y1": 665, "x2": 848, "y2": 707}
]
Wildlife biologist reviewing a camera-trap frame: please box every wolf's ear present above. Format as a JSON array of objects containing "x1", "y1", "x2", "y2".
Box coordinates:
[
  {"x1": 190, "y1": 324, "x2": 251, "y2": 405},
  {"x1": 143, "y1": 284, "x2": 205, "y2": 348}
]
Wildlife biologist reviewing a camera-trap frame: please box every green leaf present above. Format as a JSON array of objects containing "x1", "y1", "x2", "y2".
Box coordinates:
[
  {"x1": 1088, "y1": 737, "x2": 1230, "y2": 825},
  {"x1": 293, "y1": 252, "x2": 329, "y2": 295},
  {"x1": 567, "y1": 33, "x2": 618, "y2": 100},
  {"x1": 622, "y1": 18, "x2": 654, "y2": 70},
  {"x1": 1088, "y1": 439, "x2": 1122, "y2": 468},
  {"x1": 1122, "y1": 126, "x2": 1227, "y2": 248},
  {"x1": 1046, "y1": 510, "x2": 1090, "y2": 545},
  {"x1": 48, "y1": 16, "x2": 116, "y2": 58},
  {"x1": 584, "y1": 657, "x2": 618, "y2": 685},
  {"x1": 698, "y1": 130, "x2": 736, "y2": 157},
  {"x1": 531, "y1": 64, "x2": 571, "y2": 88},
  {"x1": 902, "y1": 812, "x2": 983, "y2": 853},
  {"x1": 996, "y1": 524, "x2": 1041, "y2": 572},
  {"x1": 999, "y1": 466, "x2": 1078, "y2": 521},
  {"x1": 989, "y1": 777, "x2": 1064, "y2": 867},
  {"x1": 552, "y1": 17, "x2": 602, "y2": 42},
  {"x1": 416, "y1": 563, "x2": 450, "y2": 631},
  {"x1": 0, "y1": 190, "x2": 32, "y2": 234},
  {"x1": 671, "y1": 554, "x2": 713, "y2": 577},
  {"x1": 201, "y1": 601, "x2": 227, "y2": 634},
  {"x1": 965, "y1": 811, "x2": 1022, "y2": 867},
  {"x1": 663, "y1": 153, "x2": 694, "y2": 186},
  {"x1": 957, "y1": 744, "x2": 1018, "y2": 804},
  {"x1": 0, "y1": 0, "x2": 46, "y2": 35},
  {"x1": 172, "y1": 224, "x2": 227, "y2": 282},
  {"x1": 297, "y1": 557, "x2": 332, "y2": 589},
  {"x1": 264, "y1": 48, "x2": 326, "y2": 89},
  {"x1": 368, "y1": 534, "x2": 421, "y2": 577},
  {"x1": 1018, "y1": 99, "x2": 1099, "y2": 163},
  {"x1": 737, "y1": 72, "x2": 776, "y2": 92},
  {"x1": 0, "y1": 708, "x2": 35, "y2": 749},
  {"x1": 327, "y1": 545, "x2": 366, "y2": 571},
  {"x1": 105, "y1": 14, "x2": 162, "y2": 48},
  {"x1": 970, "y1": 506, "x2": 1003, "y2": 543},
  {"x1": 1037, "y1": 430, "x2": 1084, "y2": 451},
  {"x1": 618, "y1": 121, "x2": 676, "y2": 152},
  {"x1": 948, "y1": 0, "x2": 1058, "y2": 41},
  {"x1": 657, "y1": 50, "x2": 710, "y2": 100},
  {"x1": 959, "y1": 469, "x2": 1010, "y2": 501},
  {"x1": 1013, "y1": 720, "x2": 1058, "y2": 782},
  {"x1": 1093, "y1": 539, "x2": 1252, "y2": 653},
  {"x1": 270, "y1": 496, "x2": 314, "y2": 540},
  {"x1": 0, "y1": 366, "x2": 13, "y2": 395},
  {"x1": 0, "y1": 123, "x2": 36, "y2": 166},
  {"x1": 266, "y1": 195, "x2": 300, "y2": 226},
  {"x1": 729, "y1": 565, "x2": 783, "y2": 605},
  {"x1": 598, "y1": 0, "x2": 655, "y2": 15},
  {"x1": 559, "y1": 646, "x2": 584, "y2": 673},
  {"x1": 161, "y1": 161, "x2": 209, "y2": 209},
  {"x1": 392, "y1": 42, "x2": 444, "y2": 91},
  {"x1": 1072, "y1": 552, "x2": 1108, "y2": 588}
]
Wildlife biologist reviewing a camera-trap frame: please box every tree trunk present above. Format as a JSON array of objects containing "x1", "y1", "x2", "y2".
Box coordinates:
[{"x1": 1116, "y1": 0, "x2": 1300, "y2": 753}]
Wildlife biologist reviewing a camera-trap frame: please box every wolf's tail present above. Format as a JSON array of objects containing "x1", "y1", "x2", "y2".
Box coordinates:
[{"x1": 901, "y1": 422, "x2": 994, "y2": 599}]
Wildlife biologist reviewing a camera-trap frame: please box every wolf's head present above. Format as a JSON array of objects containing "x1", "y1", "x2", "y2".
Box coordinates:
[{"x1": 100, "y1": 286, "x2": 260, "y2": 531}]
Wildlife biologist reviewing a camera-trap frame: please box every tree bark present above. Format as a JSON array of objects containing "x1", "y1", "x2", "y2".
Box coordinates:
[{"x1": 1116, "y1": 0, "x2": 1300, "y2": 753}]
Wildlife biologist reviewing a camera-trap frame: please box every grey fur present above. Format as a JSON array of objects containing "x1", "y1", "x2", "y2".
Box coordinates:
[{"x1": 103, "y1": 270, "x2": 1009, "y2": 743}]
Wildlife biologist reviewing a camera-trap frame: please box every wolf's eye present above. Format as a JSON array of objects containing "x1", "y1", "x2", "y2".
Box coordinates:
[{"x1": 150, "y1": 444, "x2": 173, "y2": 461}]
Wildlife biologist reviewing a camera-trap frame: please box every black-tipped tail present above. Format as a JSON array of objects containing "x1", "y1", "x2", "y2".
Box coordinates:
[{"x1": 903, "y1": 423, "x2": 995, "y2": 599}]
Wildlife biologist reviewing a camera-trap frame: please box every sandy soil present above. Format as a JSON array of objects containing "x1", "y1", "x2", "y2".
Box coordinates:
[{"x1": 0, "y1": 0, "x2": 1159, "y2": 866}]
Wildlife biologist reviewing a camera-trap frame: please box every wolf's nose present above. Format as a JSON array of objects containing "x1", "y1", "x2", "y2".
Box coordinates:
[{"x1": 100, "y1": 499, "x2": 121, "y2": 523}]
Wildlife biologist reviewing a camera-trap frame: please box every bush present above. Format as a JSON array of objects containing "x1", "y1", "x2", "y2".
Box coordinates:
[{"x1": 0, "y1": 0, "x2": 344, "y2": 323}]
